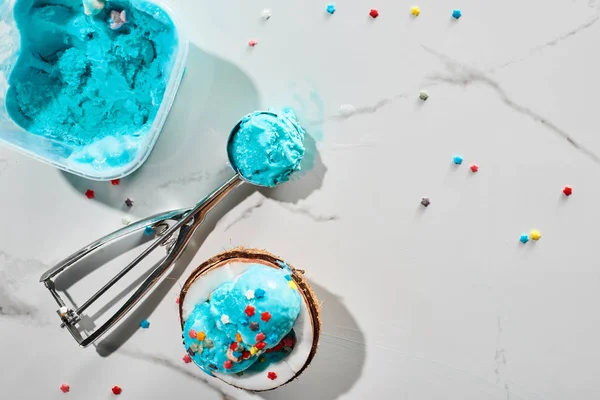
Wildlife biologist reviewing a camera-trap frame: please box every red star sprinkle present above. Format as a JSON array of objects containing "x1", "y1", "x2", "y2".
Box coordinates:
[
  {"x1": 111, "y1": 179, "x2": 120, "y2": 186},
  {"x1": 256, "y1": 332, "x2": 266, "y2": 342},
  {"x1": 256, "y1": 341, "x2": 266, "y2": 350},
  {"x1": 470, "y1": 164, "x2": 479, "y2": 173},
  {"x1": 183, "y1": 354, "x2": 192, "y2": 363},
  {"x1": 242, "y1": 351, "x2": 251, "y2": 359},
  {"x1": 267, "y1": 372, "x2": 277, "y2": 380},
  {"x1": 230, "y1": 342, "x2": 238, "y2": 350},
  {"x1": 369, "y1": 9, "x2": 379, "y2": 18},
  {"x1": 223, "y1": 360, "x2": 233, "y2": 369},
  {"x1": 85, "y1": 189, "x2": 95, "y2": 199},
  {"x1": 176, "y1": 296, "x2": 180, "y2": 304},
  {"x1": 245, "y1": 305, "x2": 255, "y2": 317},
  {"x1": 563, "y1": 186, "x2": 572, "y2": 196},
  {"x1": 60, "y1": 384, "x2": 70, "y2": 393},
  {"x1": 261, "y1": 311, "x2": 271, "y2": 322},
  {"x1": 188, "y1": 329, "x2": 196, "y2": 338},
  {"x1": 248, "y1": 40, "x2": 257, "y2": 47},
  {"x1": 111, "y1": 386, "x2": 122, "y2": 395}
]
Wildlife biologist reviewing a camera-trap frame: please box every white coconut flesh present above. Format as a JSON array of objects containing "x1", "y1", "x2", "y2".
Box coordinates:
[{"x1": 180, "y1": 260, "x2": 315, "y2": 391}]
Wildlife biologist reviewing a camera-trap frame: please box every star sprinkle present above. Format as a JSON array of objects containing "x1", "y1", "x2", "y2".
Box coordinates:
[
  {"x1": 470, "y1": 164, "x2": 479, "y2": 173},
  {"x1": 109, "y1": 10, "x2": 127, "y2": 30},
  {"x1": 197, "y1": 331, "x2": 206, "y2": 341},
  {"x1": 223, "y1": 360, "x2": 233, "y2": 370},
  {"x1": 242, "y1": 350, "x2": 251, "y2": 359},
  {"x1": 256, "y1": 341, "x2": 267, "y2": 350},
  {"x1": 245, "y1": 305, "x2": 256, "y2": 317},
  {"x1": 288, "y1": 281, "x2": 298, "y2": 290},
  {"x1": 245, "y1": 289, "x2": 255, "y2": 300},
  {"x1": 563, "y1": 186, "x2": 572, "y2": 196},
  {"x1": 519, "y1": 234, "x2": 529, "y2": 244},
  {"x1": 230, "y1": 343, "x2": 238, "y2": 351},
  {"x1": 239, "y1": 317, "x2": 249, "y2": 325},
  {"x1": 111, "y1": 386, "x2": 122, "y2": 395},
  {"x1": 85, "y1": 189, "x2": 95, "y2": 199},
  {"x1": 139, "y1": 319, "x2": 150, "y2": 329},
  {"x1": 411, "y1": 6, "x2": 420, "y2": 16},
  {"x1": 530, "y1": 230, "x2": 541, "y2": 241},
  {"x1": 121, "y1": 216, "x2": 131, "y2": 226},
  {"x1": 111, "y1": 179, "x2": 120, "y2": 186},
  {"x1": 250, "y1": 346, "x2": 258, "y2": 355},
  {"x1": 188, "y1": 329, "x2": 196, "y2": 338},
  {"x1": 326, "y1": 3, "x2": 336, "y2": 14},
  {"x1": 256, "y1": 332, "x2": 266, "y2": 342},
  {"x1": 249, "y1": 322, "x2": 259, "y2": 331},
  {"x1": 248, "y1": 39, "x2": 258, "y2": 47},
  {"x1": 254, "y1": 288, "x2": 265, "y2": 298},
  {"x1": 143, "y1": 226, "x2": 154, "y2": 236},
  {"x1": 267, "y1": 372, "x2": 278, "y2": 380},
  {"x1": 125, "y1": 198, "x2": 134, "y2": 207},
  {"x1": 452, "y1": 9, "x2": 462, "y2": 19},
  {"x1": 453, "y1": 155, "x2": 463, "y2": 165},
  {"x1": 283, "y1": 337, "x2": 294, "y2": 347},
  {"x1": 284, "y1": 275, "x2": 292, "y2": 281},
  {"x1": 60, "y1": 384, "x2": 70, "y2": 393},
  {"x1": 262, "y1": 9, "x2": 272, "y2": 19},
  {"x1": 420, "y1": 197, "x2": 430, "y2": 207},
  {"x1": 261, "y1": 311, "x2": 272, "y2": 322},
  {"x1": 176, "y1": 296, "x2": 180, "y2": 304},
  {"x1": 419, "y1": 90, "x2": 429, "y2": 101},
  {"x1": 236, "y1": 333, "x2": 243, "y2": 342},
  {"x1": 190, "y1": 343, "x2": 201, "y2": 352},
  {"x1": 221, "y1": 314, "x2": 231, "y2": 324},
  {"x1": 204, "y1": 339, "x2": 214, "y2": 348},
  {"x1": 369, "y1": 8, "x2": 379, "y2": 18}
]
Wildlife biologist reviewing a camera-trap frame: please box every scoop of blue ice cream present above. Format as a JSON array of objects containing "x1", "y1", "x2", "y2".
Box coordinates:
[
  {"x1": 183, "y1": 302, "x2": 257, "y2": 374},
  {"x1": 229, "y1": 109, "x2": 305, "y2": 187},
  {"x1": 210, "y1": 265, "x2": 301, "y2": 349}
]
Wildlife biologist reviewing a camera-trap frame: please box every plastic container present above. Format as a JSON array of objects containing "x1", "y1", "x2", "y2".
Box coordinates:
[{"x1": 0, "y1": 0, "x2": 188, "y2": 181}]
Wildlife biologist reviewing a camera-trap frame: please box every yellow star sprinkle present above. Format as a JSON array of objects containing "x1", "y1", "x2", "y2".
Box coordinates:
[
  {"x1": 288, "y1": 281, "x2": 297, "y2": 290},
  {"x1": 196, "y1": 331, "x2": 206, "y2": 341},
  {"x1": 530, "y1": 230, "x2": 541, "y2": 241},
  {"x1": 236, "y1": 332, "x2": 242, "y2": 342},
  {"x1": 411, "y1": 6, "x2": 420, "y2": 16},
  {"x1": 250, "y1": 346, "x2": 258, "y2": 355}
]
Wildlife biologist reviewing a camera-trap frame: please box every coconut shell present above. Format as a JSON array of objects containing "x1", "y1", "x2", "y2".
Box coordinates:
[{"x1": 179, "y1": 247, "x2": 320, "y2": 391}]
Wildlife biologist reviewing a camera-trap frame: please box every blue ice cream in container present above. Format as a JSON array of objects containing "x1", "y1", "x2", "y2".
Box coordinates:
[{"x1": 0, "y1": 0, "x2": 188, "y2": 180}]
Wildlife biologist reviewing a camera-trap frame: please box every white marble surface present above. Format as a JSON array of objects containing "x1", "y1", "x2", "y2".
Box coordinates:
[{"x1": 2, "y1": 0, "x2": 600, "y2": 398}]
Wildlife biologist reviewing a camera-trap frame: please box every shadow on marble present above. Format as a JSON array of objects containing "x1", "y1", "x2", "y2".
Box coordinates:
[
  {"x1": 60, "y1": 43, "x2": 261, "y2": 215},
  {"x1": 94, "y1": 182, "x2": 257, "y2": 356},
  {"x1": 259, "y1": 281, "x2": 366, "y2": 400}
]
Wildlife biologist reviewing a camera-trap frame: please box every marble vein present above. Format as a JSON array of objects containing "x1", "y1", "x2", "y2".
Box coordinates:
[
  {"x1": 278, "y1": 203, "x2": 339, "y2": 222},
  {"x1": 422, "y1": 45, "x2": 600, "y2": 165},
  {"x1": 223, "y1": 198, "x2": 265, "y2": 232},
  {"x1": 155, "y1": 166, "x2": 232, "y2": 191},
  {"x1": 307, "y1": 93, "x2": 409, "y2": 126},
  {"x1": 0, "y1": 251, "x2": 49, "y2": 321},
  {"x1": 491, "y1": 15, "x2": 600, "y2": 71}
]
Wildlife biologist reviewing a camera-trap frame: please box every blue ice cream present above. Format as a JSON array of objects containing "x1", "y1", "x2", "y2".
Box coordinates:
[
  {"x1": 229, "y1": 109, "x2": 305, "y2": 187},
  {"x1": 6, "y1": 0, "x2": 177, "y2": 169},
  {"x1": 183, "y1": 265, "x2": 302, "y2": 375}
]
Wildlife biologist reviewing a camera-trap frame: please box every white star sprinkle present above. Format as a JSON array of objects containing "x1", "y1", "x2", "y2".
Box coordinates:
[
  {"x1": 221, "y1": 314, "x2": 230, "y2": 324},
  {"x1": 245, "y1": 289, "x2": 255, "y2": 300},
  {"x1": 262, "y1": 9, "x2": 272, "y2": 19}
]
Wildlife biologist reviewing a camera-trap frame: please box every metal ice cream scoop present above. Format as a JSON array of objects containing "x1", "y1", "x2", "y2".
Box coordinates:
[{"x1": 39, "y1": 111, "x2": 303, "y2": 347}]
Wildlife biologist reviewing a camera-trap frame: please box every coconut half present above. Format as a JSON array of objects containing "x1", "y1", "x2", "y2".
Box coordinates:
[{"x1": 179, "y1": 247, "x2": 320, "y2": 391}]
